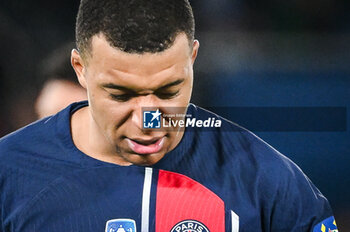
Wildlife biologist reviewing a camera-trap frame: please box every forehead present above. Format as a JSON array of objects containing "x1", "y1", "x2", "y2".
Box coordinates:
[{"x1": 86, "y1": 33, "x2": 192, "y2": 82}]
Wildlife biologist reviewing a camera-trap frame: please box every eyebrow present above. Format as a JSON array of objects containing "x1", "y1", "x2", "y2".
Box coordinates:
[{"x1": 102, "y1": 78, "x2": 185, "y2": 92}]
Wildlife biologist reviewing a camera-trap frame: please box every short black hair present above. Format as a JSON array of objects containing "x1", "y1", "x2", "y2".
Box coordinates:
[{"x1": 76, "y1": 0, "x2": 195, "y2": 57}]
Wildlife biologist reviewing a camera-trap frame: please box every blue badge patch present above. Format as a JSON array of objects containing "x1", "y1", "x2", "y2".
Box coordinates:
[
  {"x1": 143, "y1": 109, "x2": 161, "y2": 129},
  {"x1": 313, "y1": 216, "x2": 338, "y2": 232},
  {"x1": 105, "y1": 219, "x2": 137, "y2": 232}
]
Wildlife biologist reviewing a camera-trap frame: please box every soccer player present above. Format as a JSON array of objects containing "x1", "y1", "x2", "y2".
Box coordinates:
[{"x1": 0, "y1": 0, "x2": 338, "y2": 232}]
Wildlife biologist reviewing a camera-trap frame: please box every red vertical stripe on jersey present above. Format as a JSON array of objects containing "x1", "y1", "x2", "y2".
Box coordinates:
[{"x1": 156, "y1": 170, "x2": 225, "y2": 232}]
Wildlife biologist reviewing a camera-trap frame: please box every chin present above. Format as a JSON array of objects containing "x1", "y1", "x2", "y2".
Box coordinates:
[{"x1": 126, "y1": 152, "x2": 165, "y2": 166}]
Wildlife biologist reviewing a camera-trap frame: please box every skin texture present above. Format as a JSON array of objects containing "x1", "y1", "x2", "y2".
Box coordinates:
[{"x1": 71, "y1": 33, "x2": 199, "y2": 166}]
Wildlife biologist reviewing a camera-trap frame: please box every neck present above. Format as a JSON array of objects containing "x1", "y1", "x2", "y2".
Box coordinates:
[{"x1": 71, "y1": 107, "x2": 131, "y2": 165}]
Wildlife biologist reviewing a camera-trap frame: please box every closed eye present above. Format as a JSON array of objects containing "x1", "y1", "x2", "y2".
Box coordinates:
[
  {"x1": 155, "y1": 90, "x2": 180, "y2": 99},
  {"x1": 110, "y1": 91, "x2": 179, "y2": 101},
  {"x1": 110, "y1": 93, "x2": 136, "y2": 102}
]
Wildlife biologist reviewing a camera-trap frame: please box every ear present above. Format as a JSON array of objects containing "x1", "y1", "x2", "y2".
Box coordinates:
[
  {"x1": 191, "y1": 40, "x2": 200, "y2": 65},
  {"x1": 71, "y1": 49, "x2": 87, "y2": 89}
]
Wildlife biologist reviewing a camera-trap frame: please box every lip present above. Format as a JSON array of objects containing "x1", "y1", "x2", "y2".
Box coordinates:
[{"x1": 126, "y1": 137, "x2": 165, "y2": 155}]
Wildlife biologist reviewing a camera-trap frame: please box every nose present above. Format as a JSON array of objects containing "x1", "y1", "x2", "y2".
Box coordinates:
[
  {"x1": 131, "y1": 94, "x2": 159, "y2": 129},
  {"x1": 131, "y1": 107, "x2": 143, "y2": 129}
]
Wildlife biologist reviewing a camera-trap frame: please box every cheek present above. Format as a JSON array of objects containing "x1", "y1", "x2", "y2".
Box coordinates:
[
  {"x1": 91, "y1": 99, "x2": 133, "y2": 136},
  {"x1": 179, "y1": 81, "x2": 193, "y2": 105},
  {"x1": 88, "y1": 90, "x2": 120, "y2": 128}
]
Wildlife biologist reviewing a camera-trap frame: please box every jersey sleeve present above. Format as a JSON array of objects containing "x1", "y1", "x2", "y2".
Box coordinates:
[{"x1": 265, "y1": 157, "x2": 338, "y2": 232}]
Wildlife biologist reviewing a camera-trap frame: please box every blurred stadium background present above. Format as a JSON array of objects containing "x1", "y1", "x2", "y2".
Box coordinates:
[{"x1": 0, "y1": 0, "x2": 349, "y2": 229}]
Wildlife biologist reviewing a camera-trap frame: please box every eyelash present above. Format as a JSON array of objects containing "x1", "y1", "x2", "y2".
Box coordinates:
[
  {"x1": 110, "y1": 91, "x2": 179, "y2": 102},
  {"x1": 110, "y1": 93, "x2": 135, "y2": 102},
  {"x1": 155, "y1": 90, "x2": 180, "y2": 99}
]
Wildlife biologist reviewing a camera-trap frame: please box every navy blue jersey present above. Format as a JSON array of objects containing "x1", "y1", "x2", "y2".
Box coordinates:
[{"x1": 0, "y1": 101, "x2": 337, "y2": 232}]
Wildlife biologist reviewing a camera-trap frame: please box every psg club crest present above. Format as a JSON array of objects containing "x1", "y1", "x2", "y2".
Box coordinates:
[
  {"x1": 105, "y1": 219, "x2": 137, "y2": 232},
  {"x1": 143, "y1": 109, "x2": 161, "y2": 129},
  {"x1": 170, "y1": 220, "x2": 210, "y2": 232}
]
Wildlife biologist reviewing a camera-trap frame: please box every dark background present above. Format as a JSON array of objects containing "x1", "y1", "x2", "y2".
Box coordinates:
[{"x1": 0, "y1": 0, "x2": 349, "y2": 229}]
